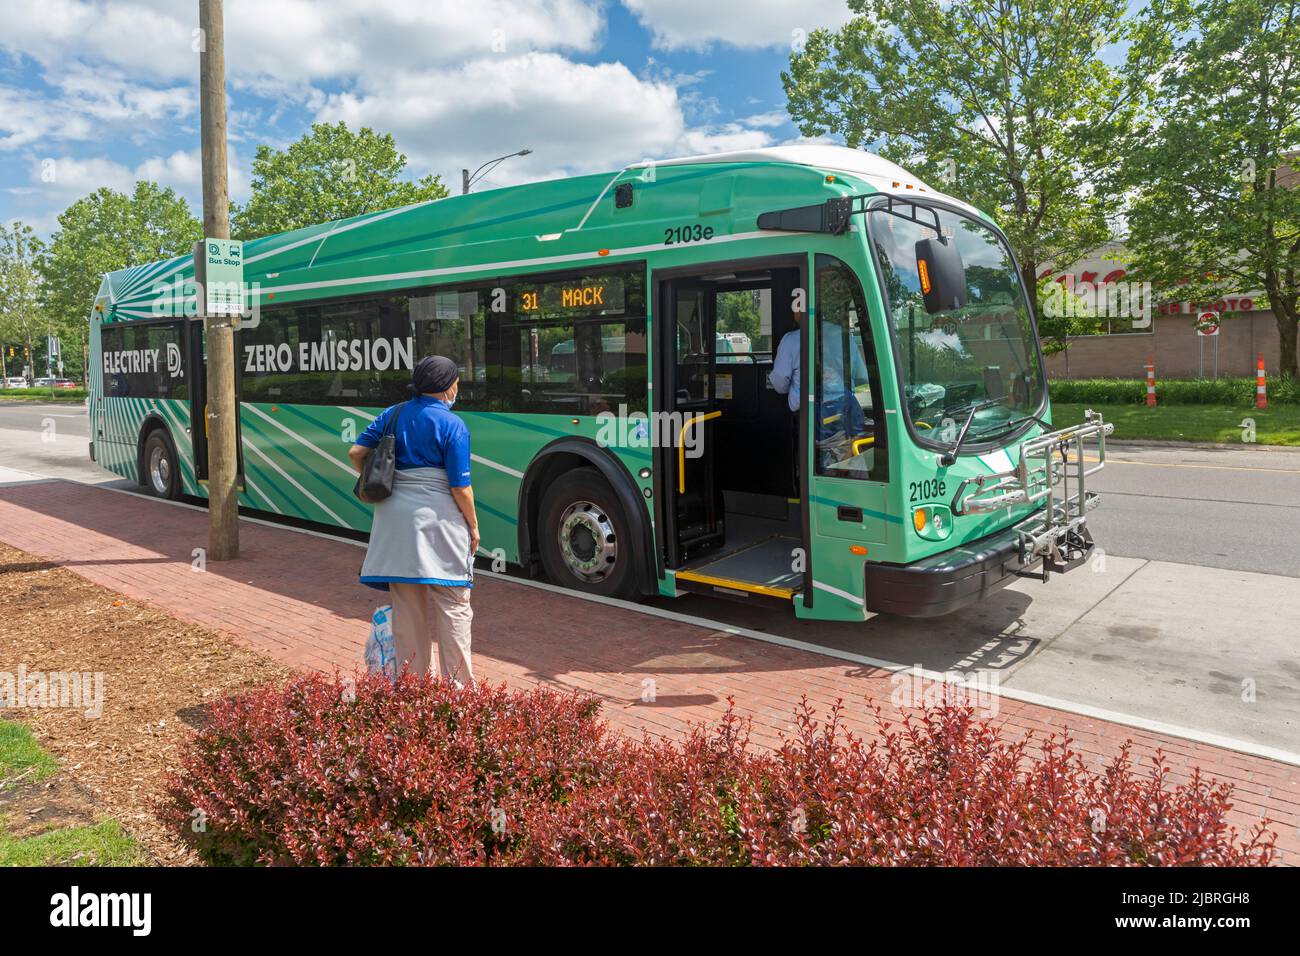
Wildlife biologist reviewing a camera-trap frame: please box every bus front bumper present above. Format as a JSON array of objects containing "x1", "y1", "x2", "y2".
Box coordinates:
[{"x1": 863, "y1": 512, "x2": 1095, "y2": 618}]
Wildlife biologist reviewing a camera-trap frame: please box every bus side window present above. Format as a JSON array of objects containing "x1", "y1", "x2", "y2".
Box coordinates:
[
  {"x1": 490, "y1": 265, "x2": 647, "y2": 416},
  {"x1": 100, "y1": 321, "x2": 187, "y2": 402},
  {"x1": 410, "y1": 290, "x2": 487, "y2": 409},
  {"x1": 814, "y1": 257, "x2": 888, "y2": 482}
]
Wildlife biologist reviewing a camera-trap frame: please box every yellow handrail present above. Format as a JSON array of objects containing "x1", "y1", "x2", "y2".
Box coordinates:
[
  {"x1": 678, "y1": 410, "x2": 721, "y2": 494},
  {"x1": 852, "y1": 435, "x2": 875, "y2": 456}
]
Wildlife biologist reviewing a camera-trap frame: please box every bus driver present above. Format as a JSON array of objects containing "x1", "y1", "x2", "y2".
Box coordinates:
[{"x1": 768, "y1": 306, "x2": 870, "y2": 440}]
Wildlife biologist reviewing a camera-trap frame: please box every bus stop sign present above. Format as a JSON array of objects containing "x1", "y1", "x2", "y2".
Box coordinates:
[{"x1": 193, "y1": 238, "x2": 245, "y2": 317}]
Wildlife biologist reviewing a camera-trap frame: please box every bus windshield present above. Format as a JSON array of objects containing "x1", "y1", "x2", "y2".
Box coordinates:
[{"x1": 868, "y1": 202, "x2": 1045, "y2": 446}]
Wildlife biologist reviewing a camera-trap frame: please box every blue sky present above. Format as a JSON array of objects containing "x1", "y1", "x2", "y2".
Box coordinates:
[{"x1": 0, "y1": 0, "x2": 855, "y2": 237}]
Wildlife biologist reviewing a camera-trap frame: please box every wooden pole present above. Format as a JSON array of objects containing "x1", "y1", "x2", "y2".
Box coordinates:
[{"x1": 199, "y1": 0, "x2": 239, "y2": 560}]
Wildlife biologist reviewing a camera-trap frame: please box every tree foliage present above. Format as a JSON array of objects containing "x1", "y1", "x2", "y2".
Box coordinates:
[
  {"x1": 0, "y1": 221, "x2": 46, "y2": 380},
  {"x1": 1115, "y1": 0, "x2": 1300, "y2": 376},
  {"x1": 783, "y1": 0, "x2": 1149, "y2": 313},
  {"x1": 231, "y1": 122, "x2": 449, "y2": 240},
  {"x1": 39, "y1": 181, "x2": 202, "y2": 376}
]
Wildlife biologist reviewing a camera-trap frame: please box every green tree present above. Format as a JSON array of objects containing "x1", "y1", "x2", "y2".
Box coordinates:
[
  {"x1": 39, "y1": 182, "x2": 201, "y2": 382},
  {"x1": 0, "y1": 221, "x2": 47, "y2": 383},
  {"x1": 716, "y1": 291, "x2": 762, "y2": 342},
  {"x1": 784, "y1": 0, "x2": 1147, "y2": 316},
  {"x1": 1115, "y1": 0, "x2": 1300, "y2": 376},
  {"x1": 232, "y1": 122, "x2": 449, "y2": 240}
]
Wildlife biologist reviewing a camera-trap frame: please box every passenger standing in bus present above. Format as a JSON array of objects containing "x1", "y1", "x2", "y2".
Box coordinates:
[{"x1": 349, "y1": 355, "x2": 480, "y2": 684}]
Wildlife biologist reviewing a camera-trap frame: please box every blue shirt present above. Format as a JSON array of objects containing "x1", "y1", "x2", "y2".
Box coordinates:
[
  {"x1": 357, "y1": 396, "x2": 472, "y2": 487},
  {"x1": 768, "y1": 328, "x2": 870, "y2": 413}
]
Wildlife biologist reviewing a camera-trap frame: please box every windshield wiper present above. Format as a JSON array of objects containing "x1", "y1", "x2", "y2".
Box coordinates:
[
  {"x1": 977, "y1": 412, "x2": 1052, "y2": 443},
  {"x1": 938, "y1": 397, "x2": 1009, "y2": 466}
]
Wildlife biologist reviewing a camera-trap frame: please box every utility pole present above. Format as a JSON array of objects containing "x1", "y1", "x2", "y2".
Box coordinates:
[{"x1": 199, "y1": 0, "x2": 239, "y2": 560}]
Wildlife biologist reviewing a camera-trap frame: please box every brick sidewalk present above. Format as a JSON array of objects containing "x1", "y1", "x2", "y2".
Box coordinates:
[{"x1": 1, "y1": 477, "x2": 1297, "y2": 858}]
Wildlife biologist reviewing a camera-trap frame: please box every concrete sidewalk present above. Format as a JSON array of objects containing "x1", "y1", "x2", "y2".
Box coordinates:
[{"x1": 1, "y1": 474, "x2": 1297, "y2": 859}]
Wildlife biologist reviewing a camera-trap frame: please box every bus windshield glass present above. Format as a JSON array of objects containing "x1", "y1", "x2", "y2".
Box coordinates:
[{"x1": 868, "y1": 202, "x2": 1046, "y2": 445}]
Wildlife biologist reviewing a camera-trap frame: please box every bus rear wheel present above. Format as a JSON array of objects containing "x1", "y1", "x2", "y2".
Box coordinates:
[
  {"x1": 538, "y1": 467, "x2": 636, "y2": 600},
  {"x1": 142, "y1": 430, "x2": 180, "y2": 500}
]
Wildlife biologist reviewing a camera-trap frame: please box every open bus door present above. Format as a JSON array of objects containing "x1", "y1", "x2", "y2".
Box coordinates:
[
  {"x1": 654, "y1": 257, "x2": 811, "y2": 607},
  {"x1": 656, "y1": 277, "x2": 724, "y2": 568}
]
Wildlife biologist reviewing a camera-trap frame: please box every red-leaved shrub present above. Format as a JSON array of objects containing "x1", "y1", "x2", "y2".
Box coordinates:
[
  {"x1": 158, "y1": 672, "x2": 616, "y2": 864},
  {"x1": 159, "y1": 674, "x2": 1277, "y2": 866}
]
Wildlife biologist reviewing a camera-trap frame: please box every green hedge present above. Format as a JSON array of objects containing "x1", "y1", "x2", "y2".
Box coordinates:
[
  {"x1": 1049, "y1": 377, "x2": 1300, "y2": 406},
  {"x1": 0, "y1": 387, "x2": 87, "y2": 400}
]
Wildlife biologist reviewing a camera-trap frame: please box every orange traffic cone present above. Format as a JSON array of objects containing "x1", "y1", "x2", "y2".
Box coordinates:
[{"x1": 1256, "y1": 353, "x2": 1267, "y2": 410}]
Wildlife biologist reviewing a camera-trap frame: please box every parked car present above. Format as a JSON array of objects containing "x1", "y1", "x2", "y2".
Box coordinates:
[
  {"x1": 2, "y1": 376, "x2": 27, "y2": 389},
  {"x1": 53, "y1": 379, "x2": 78, "y2": 389}
]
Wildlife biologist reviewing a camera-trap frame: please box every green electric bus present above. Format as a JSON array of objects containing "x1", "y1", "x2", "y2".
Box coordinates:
[{"x1": 87, "y1": 145, "x2": 1111, "y2": 619}]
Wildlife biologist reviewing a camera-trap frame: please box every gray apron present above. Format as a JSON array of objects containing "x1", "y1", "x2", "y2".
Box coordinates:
[{"x1": 359, "y1": 466, "x2": 474, "y2": 590}]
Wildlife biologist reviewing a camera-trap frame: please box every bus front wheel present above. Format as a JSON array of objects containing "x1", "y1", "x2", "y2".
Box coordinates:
[
  {"x1": 538, "y1": 467, "x2": 636, "y2": 600},
  {"x1": 142, "y1": 430, "x2": 180, "y2": 500}
]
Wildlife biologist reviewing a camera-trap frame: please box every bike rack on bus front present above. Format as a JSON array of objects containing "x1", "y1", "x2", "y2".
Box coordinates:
[{"x1": 948, "y1": 410, "x2": 1115, "y2": 580}]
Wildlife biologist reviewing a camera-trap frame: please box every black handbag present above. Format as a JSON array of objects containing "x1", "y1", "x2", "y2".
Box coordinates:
[{"x1": 353, "y1": 403, "x2": 404, "y2": 503}]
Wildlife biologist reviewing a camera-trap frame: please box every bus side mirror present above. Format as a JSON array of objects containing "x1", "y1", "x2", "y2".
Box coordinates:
[{"x1": 915, "y1": 237, "x2": 967, "y2": 314}]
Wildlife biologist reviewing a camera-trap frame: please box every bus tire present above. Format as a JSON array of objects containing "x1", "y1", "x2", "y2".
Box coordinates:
[
  {"x1": 142, "y1": 429, "x2": 180, "y2": 500},
  {"x1": 538, "y1": 467, "x2": 637, "y2": 600}
]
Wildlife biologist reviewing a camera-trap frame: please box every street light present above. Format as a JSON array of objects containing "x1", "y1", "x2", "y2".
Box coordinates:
[{"x1": 462, "y1": 149, "x2": 532, "y2": 194}]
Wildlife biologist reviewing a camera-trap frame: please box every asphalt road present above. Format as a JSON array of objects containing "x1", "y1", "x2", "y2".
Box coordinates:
[
  {"x1": 3, "y1": 401, "x2": 1299, "y2": 755},
  {"x1": 1084, "y1": 442, "x2": 1300, "y2": 578}
]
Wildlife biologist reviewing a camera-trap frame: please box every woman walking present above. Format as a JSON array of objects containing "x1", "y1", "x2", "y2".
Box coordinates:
[{"x1": 350, "y1": 355, "x2": 479, "y2": 684}]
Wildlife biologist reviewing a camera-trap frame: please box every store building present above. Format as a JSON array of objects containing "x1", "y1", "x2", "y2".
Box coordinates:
[{"x1": 1040, "y1": 242, "x2": 1296, "y2": 379}]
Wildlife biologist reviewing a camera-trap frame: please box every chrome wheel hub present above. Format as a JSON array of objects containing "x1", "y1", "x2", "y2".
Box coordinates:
[
  {"x1": 557, "y1": 500, "x2": 617, "y2": 583},
  {"x1": 149, "y1": 445, "x2": 171, "y2": 494}
]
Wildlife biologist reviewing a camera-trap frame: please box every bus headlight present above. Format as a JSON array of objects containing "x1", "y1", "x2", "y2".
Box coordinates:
[{"x1": 911, "y1": 504, "x2": 953, "y2": 541}]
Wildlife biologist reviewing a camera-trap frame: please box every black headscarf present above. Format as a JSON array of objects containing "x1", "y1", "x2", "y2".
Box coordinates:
[{"x1": 408, "y1": 355, "x2": 459, "y2": 397}]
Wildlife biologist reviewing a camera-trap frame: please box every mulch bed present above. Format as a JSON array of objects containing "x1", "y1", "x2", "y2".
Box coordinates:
[{"x1": 0, "y1": 541, "x2": 291, "y2": 864}]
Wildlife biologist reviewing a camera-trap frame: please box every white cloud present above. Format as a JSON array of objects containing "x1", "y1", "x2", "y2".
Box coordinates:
[
  {"x1": 741, "y1": 110, "x2": 790, "y2": 129},
  {"x1": 0, "y1": 0, "x2": 791, "y2": 233},
  {"x1": 21, "y1": 147, "x2": 246, "y2": 211},
  {"x1": 0, "y1": 74, "x2": 194, "y2": 154},
  {"x1": 27, "y1": 154, "x2": 136, "y2": 197},
  {"x1": 0, "y1": 0, "x2": 605, "y2": 85},
  {"x1": 620, "y1": 0, "x2": 855, "y2": 51},
  {"x1": 0, "y1": 87, "x2": 95, "y2": 149},
  {"x1": 678, "y1": 125, "x2": 776, "y2": 155},
  {"x1": 318, "y1": 53, "x2": 687, "y2": 186},
  {"x1": 52, "y1": 68, "x2": 195, "y2": 125},
  {"x1": 318, "y1": 52, "x2": 785, "y2": 187}
]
